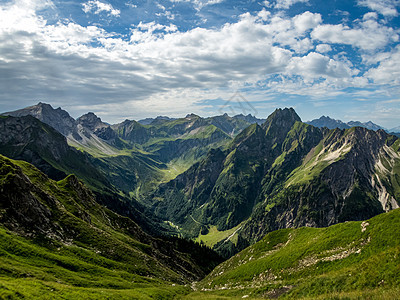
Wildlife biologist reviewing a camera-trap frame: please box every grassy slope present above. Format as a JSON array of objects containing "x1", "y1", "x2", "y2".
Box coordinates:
[
  {"x1": 195, "y1": 223, "x2": 243, "y2": 248},
  {"x1": 0, "y1": 227, "x2": 188, "y2": 299},
  {"x1": 0, "y1": 155, "x2": 221, "y2": 299},
  {"x1": 184, "y1": 209, "x2": 400, "y2": 299},
  {"x1": 80, "y1": 122, "x2": 231, "y2": 199}
]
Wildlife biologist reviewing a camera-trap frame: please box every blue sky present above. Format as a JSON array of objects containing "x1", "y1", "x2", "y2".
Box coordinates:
[{"x1": 0, "y1": 0, "x2": 399, "y2": 129}]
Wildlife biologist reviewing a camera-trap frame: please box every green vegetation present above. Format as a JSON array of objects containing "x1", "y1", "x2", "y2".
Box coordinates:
[
  {"x1": 189, "y1": 209, "x2": 400, "y2": 299},
  {"x1": 2, "y1": 107, "x2": 400, "y2": 299},
  {"x1": 196, "y1": 223, "x2": 243, "y2": 248},
  {"x1": 0, "y1": 155, "x2": 222, "y2": 299},
  {"x1": 0, "y1": 226, "x2": 189, "y2": 299}
]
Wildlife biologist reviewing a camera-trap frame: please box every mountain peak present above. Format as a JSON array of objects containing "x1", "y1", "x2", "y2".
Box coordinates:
[
  {"x1": 36, "y1": 101, "x2": 52, "y2": 108},
  {"x1": 308, "y1": 116, "x2": 385, "y2": 131},
  {"x1": 263, "y1": 107, "x2": 301, "y2": 129},
  {"x1": 307, "y1": 115, "x2": 350, "y2": 130},
  {"x1": 185, "y1": 113, "x2": 200, "y2": 119},
  {"x1": 77, "y1": 112, "x2": 105, "y2": 132},
  {"x1": 2, "y1": 102, "x2": 77, "y2": 136},
  {"x1": 78, "y1": 112, "x2": 101, "y2": 122}
]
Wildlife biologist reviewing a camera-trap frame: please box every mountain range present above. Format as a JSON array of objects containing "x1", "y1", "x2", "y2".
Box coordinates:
[
  {"x1": 1, "y1": 103, "x2": 400, "y2": 298},
  {"x1": 307, "y1": 115, "x2": 400, "y2": 134},
  {"x1": 149, "y1": 108, "x2": 400, "y2": 256}
]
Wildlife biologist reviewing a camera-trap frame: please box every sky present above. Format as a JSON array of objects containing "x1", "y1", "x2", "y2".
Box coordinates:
[{"x1": 0, "y1": 0, "x2": 399, "y2": 129}]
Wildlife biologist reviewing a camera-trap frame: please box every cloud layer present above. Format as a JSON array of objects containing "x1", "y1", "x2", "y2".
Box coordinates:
[{"x1": 0, "y1": 0, "x2": 399, "y2": 126}]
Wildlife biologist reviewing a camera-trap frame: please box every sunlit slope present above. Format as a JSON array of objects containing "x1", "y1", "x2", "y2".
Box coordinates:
[{"x1": 189, "y1": 209, "x2": 400, "y2": 299}]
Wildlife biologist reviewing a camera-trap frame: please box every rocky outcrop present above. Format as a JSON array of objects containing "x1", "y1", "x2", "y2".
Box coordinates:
[
  {"x1": 0, "y1": 115, "x2": 113, "y2": 191},
  {"x1": 0, "y1": 157, "x2": 62, "y2": 238},
  {"x1": 2, "y1": 103, "x2": 126, "y2": 153},
  {"x1": 77, "y1": 112, "x2": 118, "y2": 142},
  {"x1": 2, "y1": 102, "x2": 77, "y2": 136}
]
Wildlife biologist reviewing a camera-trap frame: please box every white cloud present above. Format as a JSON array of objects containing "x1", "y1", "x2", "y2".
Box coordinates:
[
  {"x1": 366, "y1": 45, "x2": 400, "y2": 85},
  {"x1": 157, "y1": 3, "x2": 166, "y2": 11},
  {"x1": 311, "y1": 16, "x2": 399, "y2": 51},
  {"x1": 82, "y1": 0, "x2": 120, "y2": 17},
  {"x1": 130, "y1": 22, "x2": 178, "y2": 43},
  {"x1": 357, "y1": 0, "x2": 400, "y2": 17},
  {"x1": 293, "y1": 11, "x2": 322, "y2": 32},
  {"x1": 275, "y1": 0, "x2": 309, "y2": 10},
  {"x1": 0, "y1": 0, "x2": 399, "y2": 122},
  {"x1": 125, "y1": 2, "x2": 137, "y2": 9},
  {"x1": 315, "y1": 44, "x2": 332, "y2": 53},
  {"x1": 261, "y1": 0, "x2": 272, "y2": 8},
  {"x1": 258, "y1": 11, "x2": 322, "y2": 53},
  {"x1": 287, "y1": 52, "x2": 358, "y2": 80}
]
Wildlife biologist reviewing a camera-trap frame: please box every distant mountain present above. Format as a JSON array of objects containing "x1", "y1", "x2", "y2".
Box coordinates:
[
  {"x1": 2, "y1": 102, "x2": 78, "y2": 136},
  {"x1": 112, "y1": 113, "x2": 233, "y2": 165},
  {"x1": 138, "y1": 116, "x2": 177, "y2": 125},
  {"x1": 149, "y1": 108, "x2": 400, "y2": 257},
  {"x1": 307, "y1": 115, "x2": 350, "y2": 129},
  {"x1": 233, "y1": 113, "x2": 266, "y2": 125},
  {"x1": 347, "y1": 120, "x2": 385, "y2": 131},
  {"x1": 2, "y1": 103, "x2": 127, "y2": 156},
  {"x1": 307, "y1": 115, "x2": 386, "y2": 131},
  {"x1": 390, "y1": 125, "x2": 400, "y2": 133},
  {"x1": 138, "y1": 113, "x2": 265, "y2": 134},
  {"x1": 77, "y1": 112, "x2": 113, "y2": 138},
  {"x1": 1, "y1": 104, "x2": 232, "y2": 197},
  {"x1": 0, "y1": 115, "x2": 170, "y2": 235},
  {"x1": 0, "y1": 115, "x2": 108, "y2": 188},
  {"x1": 0, "y1": 154, "x2": 222, "y2": 297},
  {"x1": 2, "y1": 104, "x2": 263, "y2": 167},
  {"x1": 3, "y1": 103, "x2": 399, "y2": 260}
]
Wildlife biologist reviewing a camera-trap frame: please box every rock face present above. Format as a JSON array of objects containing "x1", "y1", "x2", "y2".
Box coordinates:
[
  {"x1": 0, "y1": 115, "x2": 112, "y2": 190},
  {"x1": 77, "y1": 112, "x2": 118, "y2": 141},
  {"x1": 240, "y1": 127, "x2": 397, "y2": 247},
  {"x1": 2, "y1": 102, "x2": 77, "y2": 136},
  {"x1": 0, "y1": 115, "x2": 169, "y2": 236},
  {"x1": 2, "y1": 103, "x2": 125, "y2": 154},
  {"x1": 149, "y1": 108, "x2": 400, "y2": 257}
]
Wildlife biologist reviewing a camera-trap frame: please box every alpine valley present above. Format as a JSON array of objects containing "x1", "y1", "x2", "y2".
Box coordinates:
[{"x1": 1, "y1": 103, "x2": 400, "y2": 299}]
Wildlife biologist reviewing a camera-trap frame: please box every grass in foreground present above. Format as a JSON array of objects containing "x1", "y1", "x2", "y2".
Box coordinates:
[{"x1": 189, "y1": 209, "x2": 400, "y2": 299}]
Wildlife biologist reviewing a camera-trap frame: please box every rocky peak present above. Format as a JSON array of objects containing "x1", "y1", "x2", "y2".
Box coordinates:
[
  {"x1": 185, "y1": 113, "x2": 200, "y2": 119},
  {"x1": 343, "y1": 126, "x2": 389, "y2": 156},
  {"x1": 264, "y1": 108, "x2": 301, "y2": 127},
  {"x1": 262, "y1": 108, "x2": 301, "y2": 142},
  {"x1": 77, "y1": 112, "x2": 106, "y2": 132},
  {"x1": 2, "y1": 102, "x2": 77, "y2": 136}
]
